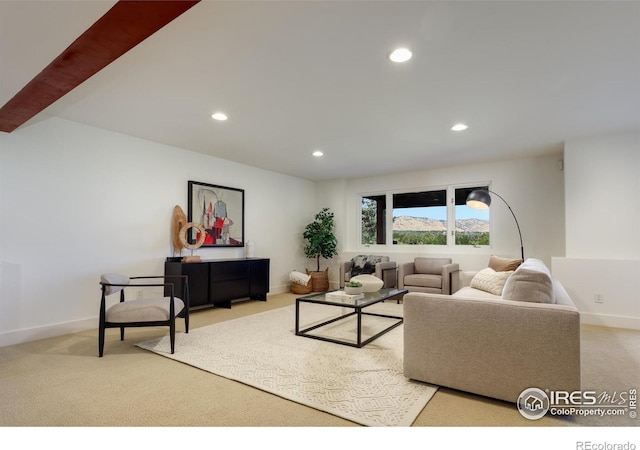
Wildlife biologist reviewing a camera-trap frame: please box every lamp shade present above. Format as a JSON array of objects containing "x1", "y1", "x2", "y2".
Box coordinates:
[
  {"x1": 466, "y1": 189, "x2": 491, "y2": 210},
  {"x1": 465, "y1": 188, "x2": 525, "y2": 262}
]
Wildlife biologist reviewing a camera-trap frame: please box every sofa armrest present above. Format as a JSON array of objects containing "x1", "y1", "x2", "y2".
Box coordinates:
[
  {"x1": 460, "y1": 271, "x2": 477, "y2": 288},
  {"x1": 339, "y1": 261, "x2": 354, "y2": 287},
  {"x1": 441, "y1": 263, "x2": 460, "y2": 294},
  {"x1": 377, "y1": 261, "x2": 396, "y2": 271},
  {"x1": 403, "y1": 292, "x2": 581, "y2": 403},
  {"x1": 376, "y1": 261, "x2": 397, "y2": 288},
  {"x1": 397, "y1": 262, "x2": 415, "y2": 289}
]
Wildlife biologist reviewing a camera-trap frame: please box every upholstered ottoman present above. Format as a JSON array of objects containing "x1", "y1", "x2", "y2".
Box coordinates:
[{"x1": 349, "y1": 274, "x2": 384, "y2": 292}]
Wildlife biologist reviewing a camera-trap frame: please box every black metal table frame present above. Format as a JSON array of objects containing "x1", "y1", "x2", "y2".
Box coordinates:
[{"x1": 295, "y1": 289, "x2": 407, "y2": 348}]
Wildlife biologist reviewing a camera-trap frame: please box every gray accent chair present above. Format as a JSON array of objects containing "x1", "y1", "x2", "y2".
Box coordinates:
[
  {"x1": 398, "y1": 257, "x2": 460, "y2": 295},
  {"x1": 98, "y1": 273, "x2": 189, "y2": 357},
  {"x1": 340, "y1": 255, "x2": 398, "y2": 288}
]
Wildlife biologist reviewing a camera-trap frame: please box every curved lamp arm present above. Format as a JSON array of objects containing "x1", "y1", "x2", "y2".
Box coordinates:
[
  {"x1": 488, "y1": 190, "x2": 524, "y2": 262},
  {"x1": 467, "y1": 189, "x2": 525, "y2": 262}
]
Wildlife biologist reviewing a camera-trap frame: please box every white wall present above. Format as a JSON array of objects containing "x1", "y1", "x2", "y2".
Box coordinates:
[
  {"x1": 317, "y1": 152, "x2": 566, "y2": 282},
  {"x1": 553, "y1": 257, "x2": 639, "y2": 330},
  {"x1": 2, "y1": 119, "x2": 635, "y2": 345},
  {"x1": 0, "y1": 118, "x2": 316, "y2": 346},
  {"x1": 553, "y1": 131, "x2": 640, "y2": 329},
  {"x1": 564, "y1": 132, "x2": 640, "y2": 259}
]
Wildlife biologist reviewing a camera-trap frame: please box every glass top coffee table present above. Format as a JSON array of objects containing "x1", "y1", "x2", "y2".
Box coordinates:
[{"x1": 295, "y1": 288, "x2": 407, "y2": 348}]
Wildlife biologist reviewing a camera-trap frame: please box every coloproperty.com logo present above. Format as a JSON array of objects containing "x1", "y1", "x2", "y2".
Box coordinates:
[{"x1": 517, "y1": 387, "x2": 637, "y2": 420}]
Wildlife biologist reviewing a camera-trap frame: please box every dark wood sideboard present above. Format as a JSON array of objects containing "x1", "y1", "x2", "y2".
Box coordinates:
[{"x1": 164, "y1": 257, "x2": 270, "y2": 310}]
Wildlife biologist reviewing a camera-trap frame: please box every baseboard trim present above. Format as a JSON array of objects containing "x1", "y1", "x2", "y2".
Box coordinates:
[
  {"x1": 3, "y1": 306, "x2": 637, "y2": 347},
  {"x1": 1, "y1": 286, "x2": 345, "y2": 347},
  {"x1": 0, "y1": 317, "x2": 96, "y2": 347},
  {"x1": 269, "y1": 284, "x2": 290, "y2": 295},
  {"x1": 580, "y1": 312, "x2": 640, "y2": 331}
]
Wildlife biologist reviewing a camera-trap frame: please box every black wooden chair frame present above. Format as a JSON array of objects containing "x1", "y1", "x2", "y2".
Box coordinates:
[{"x1": 99, "y1": 275, "x2": 189, "y2": 357}]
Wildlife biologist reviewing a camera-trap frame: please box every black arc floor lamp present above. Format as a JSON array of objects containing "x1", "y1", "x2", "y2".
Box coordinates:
[{"x1": 466, "y1": 189, "x2": 525, "y2": 262}]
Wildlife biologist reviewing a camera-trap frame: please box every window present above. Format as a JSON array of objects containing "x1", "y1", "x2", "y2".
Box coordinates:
[
  {"x1": 454, "y1": 186, "x2": 490, "y2": 246},
  {"x1": 361, "y1": 195, "x2": 386, "y2": 245},
  {"x1": 392, "y1": 190, "x2": 447, "y2": 245},
  {"x1": 359, "y1": 184, "x2": 490, "y2": 248}
]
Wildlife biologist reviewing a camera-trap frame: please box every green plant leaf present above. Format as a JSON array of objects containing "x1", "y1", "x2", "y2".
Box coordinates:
[{"x1": 302, "y1": 207, "x2": 338, "y2": 271}]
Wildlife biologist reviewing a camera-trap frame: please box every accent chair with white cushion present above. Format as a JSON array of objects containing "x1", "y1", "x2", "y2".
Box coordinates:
[
  {"x1": 98, "y1": 273, "x2": 189, "y2": 357},
  {"x1": 398, "y1": 257, "x2": 460, "y2": 295},
  {"x1": 340, "y1": 255, "x2": 397, "y2": 288}
]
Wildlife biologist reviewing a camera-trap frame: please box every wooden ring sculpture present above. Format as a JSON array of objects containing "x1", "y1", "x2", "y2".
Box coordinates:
[{"x1": 179, "y1": 222, "x2": 206, "y2": 250}]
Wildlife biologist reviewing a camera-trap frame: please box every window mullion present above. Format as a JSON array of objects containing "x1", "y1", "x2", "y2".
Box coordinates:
[
  {"x1": 448, "y1": 189, "x2": 454, "y2": 246},
  {"x1": 386, "y1": 192, "x2": 393, "y2": 247}
]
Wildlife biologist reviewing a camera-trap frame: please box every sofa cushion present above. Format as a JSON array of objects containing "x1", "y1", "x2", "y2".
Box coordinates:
[
  {"x1": 470, "y1": 267, "x2": 514, "y2": 296},
  {"x1": 488, "y1": 255, "x2": 522, "y2": 272},
  {"x1": 404, "y1": 273, "x2": 442, "y2": 289},
  {"x1": 414, "y1": 257, "x2": 451, "y2": 275},
  {"x1": 501, "y1": 258, "x2": 555, "y2": 304},
  {"x1": 350, "y1": 255, "x2": 387, "y2": 276},
  {"x1": 452, "y1": 285, "x2": 503, "y2": 300},
  {"x1": 106, "y1": 297, "x2": 185, "y2": 323}
]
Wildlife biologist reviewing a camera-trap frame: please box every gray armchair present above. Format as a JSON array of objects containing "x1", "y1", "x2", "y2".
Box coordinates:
[
  {"x1": 398, "y1": 257, "x2": 460, "y2": 295},
  {"x1": 340, "y1": 255, "x2": 397, "y2": 288}
]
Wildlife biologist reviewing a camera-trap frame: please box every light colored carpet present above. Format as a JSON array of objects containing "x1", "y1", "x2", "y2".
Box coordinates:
[
  {"x1": 136, "y1": 301, "x2": 437, "y2": 427},
  {"x1": 1, "y1": 292, "x2": 637, "y2": 434}
]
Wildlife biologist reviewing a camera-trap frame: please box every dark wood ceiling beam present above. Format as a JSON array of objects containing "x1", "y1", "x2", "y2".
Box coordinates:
[{"x1": 0, "y1": 0, "x2": 200, "y2": 133}]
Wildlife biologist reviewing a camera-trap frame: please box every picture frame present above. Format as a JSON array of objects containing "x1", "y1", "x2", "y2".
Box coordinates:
[{"x1": 187, "y1": 180, "x2": 245, "y2": 247}]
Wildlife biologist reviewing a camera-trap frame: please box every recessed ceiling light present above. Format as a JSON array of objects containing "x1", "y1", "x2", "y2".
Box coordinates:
[
  {"x1": 451, "y1": 123, "x2": 468, "y2": 131},
  {"x1": 389, "y1": 48, "x2": 412, "y2": 63},
  {"x1": 312, "y1": 150, "x2": 324, "y2": 157},
  {"x1": 211, "y1": 112, "x2": 228, "y2": 121}
]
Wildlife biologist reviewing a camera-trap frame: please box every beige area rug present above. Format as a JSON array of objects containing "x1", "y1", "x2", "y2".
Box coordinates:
[{"x1": 136, "y1": 302, "x2": 437, "y2": 427}]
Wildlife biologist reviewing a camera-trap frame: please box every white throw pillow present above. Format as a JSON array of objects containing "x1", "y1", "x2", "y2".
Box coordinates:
[
  {"x1": 470, "y1": 267, "x2": 514, "y2": 296},
  {"x1": 501, "y1": 258, "x2": 555, "y2": 304}
]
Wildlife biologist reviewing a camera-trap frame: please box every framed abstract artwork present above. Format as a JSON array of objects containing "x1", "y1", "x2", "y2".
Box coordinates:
[{"x1": 187, "y1": 180, "x2": 245, "y2": 247}]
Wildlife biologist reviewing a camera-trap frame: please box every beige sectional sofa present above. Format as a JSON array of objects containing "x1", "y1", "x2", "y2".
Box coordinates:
[{"x1": 403, "y1": 258, "x2": 581, "y2": 403}]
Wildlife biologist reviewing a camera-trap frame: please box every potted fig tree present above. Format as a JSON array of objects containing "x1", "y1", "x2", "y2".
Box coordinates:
[{"x1": 303, "y1": 207, "x2": 338, "y2": 291}]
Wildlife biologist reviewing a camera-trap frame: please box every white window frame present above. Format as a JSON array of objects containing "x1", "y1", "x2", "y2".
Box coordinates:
[
  {"x1": 450, "y1": 182, "x2": 491, "y2": 249},
  {"x1": 357, "y1": 181, "x2": 491, "y2": 251}
]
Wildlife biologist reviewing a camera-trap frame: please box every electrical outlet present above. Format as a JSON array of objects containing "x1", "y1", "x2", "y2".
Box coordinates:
[
  {"x1": 136, "y1": 290, "x2": 143, "y2": 300},
  {"x1": 594, "y1": 293, "x2": 604, "y2": 304}
]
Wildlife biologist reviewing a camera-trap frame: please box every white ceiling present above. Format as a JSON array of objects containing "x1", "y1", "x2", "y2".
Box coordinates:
[{"x1": 2, "y1": 1, "x2": 639, "y2": 181}]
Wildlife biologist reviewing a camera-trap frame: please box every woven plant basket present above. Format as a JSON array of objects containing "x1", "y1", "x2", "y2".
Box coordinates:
[
  {"x1": 307, "y1": 268, "x2": 329, "y2": 292},
  {"x1": 290, "y1": 280, "x2": 312, "y2": 295}
]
